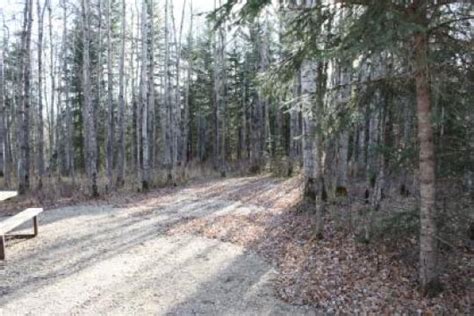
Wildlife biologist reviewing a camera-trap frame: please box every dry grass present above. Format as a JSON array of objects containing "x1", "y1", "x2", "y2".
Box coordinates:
[{"x1": 0, "y1": 162, "x2": 225, "y2": 216}]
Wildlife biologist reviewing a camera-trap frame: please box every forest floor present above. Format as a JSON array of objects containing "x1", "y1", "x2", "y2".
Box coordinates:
[{"x1": 0, "y1": 175, "x2": 471, "y2": 314}]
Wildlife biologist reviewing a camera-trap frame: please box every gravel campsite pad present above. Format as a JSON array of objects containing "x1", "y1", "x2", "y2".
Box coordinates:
[
  {"x1": 1, "y1": 176, "x2": 470, "y2": 314},
  {"x1": 0, "y1": 177, "x2": 313, "y2": 315}
]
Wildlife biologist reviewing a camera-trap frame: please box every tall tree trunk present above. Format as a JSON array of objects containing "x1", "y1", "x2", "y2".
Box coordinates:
[
  {"x1": 219, "y1": 0, "x2": 227, "y2": 176},
  {"x1": 130, "y1": 8, "x2": 140, "y2": 178},
  {"x1": 171, "y1": 0, "x2": 187, "y2": 170},
  {"x1": 18, "y1": 0, "x2": 33, "y2": 195},
  {"x1": 298, "y1": 0, "x2": 321, "y2": 207},
  {"x1": 62, "y1": 0, "x2": 74, "y2": 181},
  {"x1": 36, "y1": 0, "x2": 46, "y2": 189},
  {"x1": 289, "y1": 72, "x2": 301, "y2": 169},
  {"x1": 414, "y1": 29, "x2": 439, "y2": 295},
  {"x1": 163, "y1": 0, "x2": 173, "y2": 180},
  {"x1": 182, "y1": 0, "x2": 193, "y2": 167},
  {"x1": 0, "y1": 33, "x2": 5, "y2": 181},
  {"x1": 147, "y1": 0, "x2": 155, "y2": 181},
  {"x1": 261, "y1": 19, "x2": 272, "y2": 165},
  {"x1": 106, "y1": 0, "x2": 115, "y2": 191},
  {"x1": 81, "y1": 0, "x2": 99, "y2": 196},
  {"x1": 139, "y1": 0, "x2": 150, "y2": 190},
  {"x1": 337, "y1": 131, "x2": 349, "y2": 189},
  {"x1": 301, "y1": 59, "x2": 318, "y2": 202},
  {"x1": 2, "y1": 24, "x2": 11, "y2": 187},
  {"x1": 95, "y1": 0, "x2": 103, "y2": 172},
  {"x1": 48, "y1": 0, "x2": 56, "y2": 174},
  {"x1": 116, "y1": 0, "x2": 126, "y2": 187},
  {"x1": 301, "y1": 58, "x2": 325, "y2": 240},
  {"x1": 467, "y1": 108, "x2": 474, "y2": 198},
  {"x1": 213, "y1": 0, "x2": 226, "y2": 176},
  {"x1": 335, "y1": 62, "x2": 351, "y2": 191},
  {"x1": 238, "y1": 66, "x2": 247, "y2": 161},
  {"x1": 357, "y1": 116, "x2": 367, "y2": 178}
]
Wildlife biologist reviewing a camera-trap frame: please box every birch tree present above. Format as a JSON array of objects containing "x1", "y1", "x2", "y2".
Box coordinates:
[
  {"x1": 139, "y1": 0, "x2": 150, "y2": 190},
  {"x1": 0, "y1": 17, "x2": 11, "y2": 187},
  {"x1": 163, "y1": 0, "x2": 173, "y2": 179},
  {"x1": 298, "y1": 1, "x2": 327, "y2": 240}
]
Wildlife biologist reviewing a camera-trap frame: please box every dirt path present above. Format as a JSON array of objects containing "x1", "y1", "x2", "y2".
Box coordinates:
[{"x1": 0, "y1": 177, "x2": 313, "y2": 315}]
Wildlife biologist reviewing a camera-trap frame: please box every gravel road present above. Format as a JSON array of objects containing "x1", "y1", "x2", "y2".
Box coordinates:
[{"x1": 0, "y1": 177, "x2": 313, "y2": 315}]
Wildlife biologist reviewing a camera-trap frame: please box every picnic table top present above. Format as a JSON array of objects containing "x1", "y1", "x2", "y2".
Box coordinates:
[
  {"x1": 0, "y1": 208, "x2": 42, "y2": 235},
  {"x1": 0, "y1": 191, "x2": 18, "y2": 202}
]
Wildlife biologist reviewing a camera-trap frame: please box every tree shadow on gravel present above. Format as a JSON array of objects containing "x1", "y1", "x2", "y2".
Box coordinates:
[
  {"x1": 164, "y1": 175, "x2": 472, "y2": 314},
  {"x1": 0, "y1": 176, "x2": 305, "y2": 314},
  {"x1": 0, "y1": 202, "x2": 228, "y2": 299}
]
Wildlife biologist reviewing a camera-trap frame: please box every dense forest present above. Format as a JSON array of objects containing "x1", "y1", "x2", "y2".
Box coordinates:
[{"x1": 0, "y1": 0, "x2": 472, "y2": 305}]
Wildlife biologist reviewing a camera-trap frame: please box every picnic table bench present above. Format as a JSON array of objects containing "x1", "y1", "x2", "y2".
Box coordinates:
[{"x1": 0, "y1": 191, "x2": 43, "y2": 260}]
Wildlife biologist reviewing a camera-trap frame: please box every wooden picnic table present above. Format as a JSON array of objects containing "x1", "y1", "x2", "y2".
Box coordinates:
[
  {"x1": 0, "y1": 191, "x2": 18, "y2": 202},
  {"x1": 0, "y1": 191, "x2": 43, "y2": 260}
]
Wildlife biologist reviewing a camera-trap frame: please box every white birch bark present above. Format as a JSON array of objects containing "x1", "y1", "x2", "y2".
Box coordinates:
[
  {"x1": 1, "y1": 21, "x2": 11, "y2": 186},
  {"x1": 139, "y1": 0, "x2": 150, "y2": 190},
  {"x1": 162, "y1": 0, "x2": 173, "y2": 179},
  {"x1": 301, "y1": 59, "x2": 318, "y2": 200}
]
